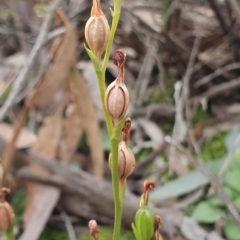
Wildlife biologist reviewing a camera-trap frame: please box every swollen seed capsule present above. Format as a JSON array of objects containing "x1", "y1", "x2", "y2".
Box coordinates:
[
  {"x1": 105, "y1": 80, "x2": 129, "y2": 125},
  {"x1": 105, "y1": 50, "x2": 129, "y2": 125},
  {"x1": 109, "y1": 141, "x2": 135, "y2": 182},
  {"x1": 85, "y1": 0, "x2": 110, "y2": 58}
]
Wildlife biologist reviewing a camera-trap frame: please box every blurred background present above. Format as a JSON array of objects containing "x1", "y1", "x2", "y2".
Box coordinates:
[{"x1": 0, "y1": 0, "x2": 240, "y2": 239}]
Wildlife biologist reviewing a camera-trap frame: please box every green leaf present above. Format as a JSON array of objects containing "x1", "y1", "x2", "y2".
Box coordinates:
[
  {"x1": 224, "y1": 220, "x2": 240, "y2": 240},
  {"x1": 234, "y1": 198, "x2": 240, "y2": 212},
  {"x1": 224, "y1": 169, "x2": 240, "y2": 193},
  {"x1": 192, "y1": 201, "x2": 223, "y2": 223},
  {"x1": 132, "y1": 223, "x2": 141, "y2": 240},
  {"x1": 150, "y1": 159, "x2": 224, "y2": 200},
  {"x1": 223, "y1": 186, "x2": 239, "y2": 200},
  {"x1": 0, "y1": 82, "x2": 12, "y2": 101},
  {"x1": 208, "y1": 196, "x2": 224, "y2": 207}
]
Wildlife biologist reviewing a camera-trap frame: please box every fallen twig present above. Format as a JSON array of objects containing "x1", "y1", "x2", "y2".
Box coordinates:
[
  {"x1": 208, "y1": 0, "x2": 230, "y2": 34},
  {"x1": 60, "y1": 208, "x2": 77, "y2": 240},
  {"x1": 193, "y1": 77, "x2": 240, "y2": 102},
  {"x1": 194, "y1": 62, "x2": 240, "y2": 87}
]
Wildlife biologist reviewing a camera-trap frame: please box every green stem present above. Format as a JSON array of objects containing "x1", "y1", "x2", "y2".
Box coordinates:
[
  {"x1": 111, "y1": 136, "x2": 121, "y2": 240},
  {"x1": 102, "y1": 0, "x2": 122, "y2": 74},
  {"x1": 110, "y1": 119, "x2": 125, "y2": 240},
  {"x1": 84, "y1": 46, "x2": 114, "y2": 136},
  {"x1": 5, "y1": 224, "x2": 15, "y2": 240},
  {"x1": 97, "y1": 71, "x2": 114, "y2": 137}
]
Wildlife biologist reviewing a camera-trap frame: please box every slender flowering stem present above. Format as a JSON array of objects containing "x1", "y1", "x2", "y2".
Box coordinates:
[
  {"x1": 102, "y1": 0, "x2": 122, "y2": 74},
  {"x1": 85, "y1": 0, "x2": 124, "y2": 239},
  {"x1": 85, "y1": 47, "x2": 113, "y2": 137},
  {"x1": 110, "y1": 118, "x2": 125, "y2": 240},
  {"x1": 5, "y1": 231, "x2": 15, "y2": 240},
  {"x1": 5, "y1": 223, "x2": 15, "y2": 240}
]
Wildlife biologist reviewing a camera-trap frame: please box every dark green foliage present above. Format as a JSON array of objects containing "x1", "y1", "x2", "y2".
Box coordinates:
[{"x1": 201, "y1": 132, "x2": 227, "y2": 161}]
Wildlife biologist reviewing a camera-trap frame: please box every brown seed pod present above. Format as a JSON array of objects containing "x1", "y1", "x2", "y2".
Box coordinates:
[
  {"x1": 0, "y1": 188, "x2": 14, "y2": 231},
  {"x1": 105, "y1": 81, "x2": 129, "y2": 125},
  {"x1": 105, "y1": 50, "x2": 129, "y2": 125},
  {"x1": 85, "y1": 0, "x2": 110, "y2": 59},
  {"x1": 109, "y1": 141, "x2": 135, "y2": 183}
]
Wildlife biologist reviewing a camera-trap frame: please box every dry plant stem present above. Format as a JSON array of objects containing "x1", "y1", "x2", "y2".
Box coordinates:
[
  {"x1": 60, "y1": 208, "x2": 77, "y2": 240},
  {"x1": 194, "y1": 62, "x2": 240, "y2": 87},
  {"x1": 229, "y1": 0, "x2": 240, "y2": 25}
]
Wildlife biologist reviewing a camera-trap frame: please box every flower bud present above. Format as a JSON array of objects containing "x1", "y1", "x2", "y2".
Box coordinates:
[
  {"x1": 105, "y1": 50, "x2": 129, "y2": 125},
  {"x1": 88, "y1": 219, "x2": 99, "y2": 240},
  {"x1": 140, "y1": 181, "x2": 155, "y2": 208},
  {"x1": 85, "y1": 0, "x2": 110, "y2": 58},
  {"x1": 132, "y1": 207, "x2": 155, "y2": 240},
  {"x1": 0, "y1": 188, "x2": 14, "y2": 231}
]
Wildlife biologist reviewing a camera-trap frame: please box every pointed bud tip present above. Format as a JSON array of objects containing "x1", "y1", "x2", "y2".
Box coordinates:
[
  {"x1": 143, "y1": 180, "x2": 155, "y2": 192},
  {"x1": 113, "y1": 49, "x2": 127, "y2": 67},
  {"x1": 0, "y1": 188, "x2": 10, "y2": 202},
  {"x1": 88, "y1": 220, "x2": 99, "y2": 240}
]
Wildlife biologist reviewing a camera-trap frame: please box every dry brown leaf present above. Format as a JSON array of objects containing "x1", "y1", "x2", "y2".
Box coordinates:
[
  {"x1": 29, "y1": 8, "x2": 77, "y2": 107},
  {"x1": 19, "y1": 187, "x2": 60, "y2": 240},
  {"x1": 23, "y1": 106, "x2": 63, "y2": 231},
  {"x1": 0, "y1": 123, "x2": 36, "y2": 149},
  {"x1": 21, "y1": 9, "x2": 77, "y2": 240},
  {"x1": 1, "y1": 105, "x2": 31, "y2": 186},
  {"x1": 1, "y1": 8, "x2": 77, "y2": 186},
  {"x1": 71, "y1": 66, "x2": 104, "y2": 179},
  {"x1": 57, "y1": 101, "x2": 83, "y2": 162},
  {"x1": 1, "y1": 9, "x2": 78, "y2": 240}
]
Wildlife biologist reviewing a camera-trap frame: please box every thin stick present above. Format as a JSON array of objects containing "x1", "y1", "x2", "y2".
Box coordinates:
[
  {"x1": 229, "y1": 0, "x2": 240, "y2": 25},
  {"x1": 194, "y1": 62, "x2": 240, "y2": 87},
  {"x1": 0, "y1": 0, "x2": 62, "y2": 121},
  {"x1": 60, "y1": 208, "x2": 77, "y2": 240},
  {"x1": 194, "y1": 77, "x2": 240, "y2": 102},
  {"x1": 208, "y1": 0, "x2": 230, "y2": 34}
]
